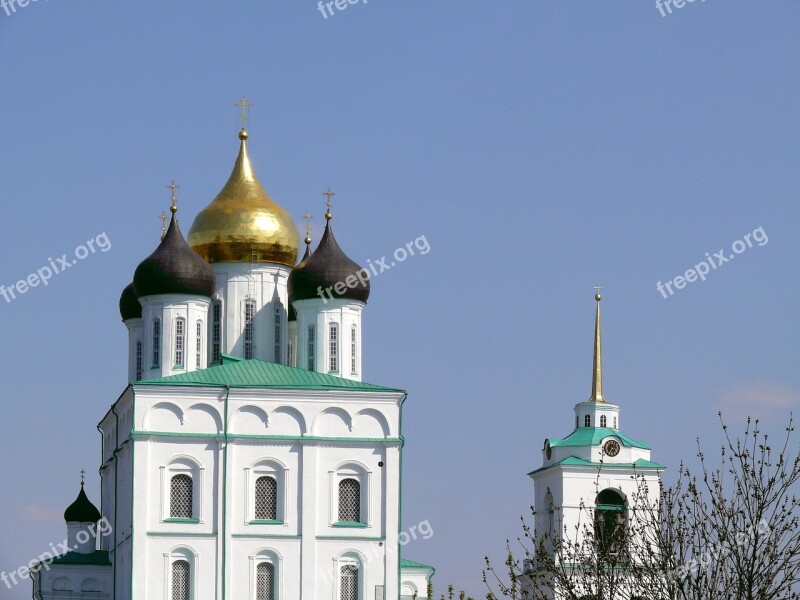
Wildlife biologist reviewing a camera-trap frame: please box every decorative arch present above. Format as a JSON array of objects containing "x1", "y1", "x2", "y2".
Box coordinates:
[
  {"x1": 312, "y1": 407, "x2": 353, "y2": 436},
  {"x1": 354, "y1": 408, "x2": 391, "y2": 437},
  {"x1": 271, "y1": 406, "x2": 307, "y2": 436},
  {"x1": 52, "y1": 577, "x2": 72, "y2": 591},
  {"x1": 143, "y1": 402, "x2": 184, "y2": 429},
  {"x1": 184, "y1": 403, "x2": 223, "y2": 433},
  {"x1": 80, "y1": 578, "x2": 102, "y2": 592},
  {"x1": 230, "y1": 405, "x2": 270, "y2": 434}
]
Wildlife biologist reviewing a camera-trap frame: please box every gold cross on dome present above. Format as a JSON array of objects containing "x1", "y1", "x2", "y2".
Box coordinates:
[
  {"x1": 303, "y1": 210, "x2": 313, "y2": 237},
  {"x1": 234, "y1": 96, "x2": 253, "y2": 130},
  {"x1": 594, "y1": 284, "x2": 603, "y2": 295},
  {"x1": 323, "y1": 187, "x2": 335, "y2": 212},
  {"x1": 80, "y1": 469, "x2": 86, "y2": 485},
  {"x1": 159, "y1": 211, "x2": 168, "y2": 239}
]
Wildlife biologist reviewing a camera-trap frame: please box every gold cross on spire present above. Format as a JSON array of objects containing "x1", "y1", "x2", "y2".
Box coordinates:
[
  {"x1": 323, "y1": 187, "x2": 335, "y2": 220},
  {"x1": 234, "y1": 96, "x2": 253, "y2": 131},
  {"x1": 594, "y1": 283, "x2": 603, "y2": 300},
  {"x1": 159, "y1": 211, "x2": 168, "y2": 240},
  {"x1": 167, "y1": 180, "x2": 179, "y2": 214},
  {"x1": 80, "y1": 469, "x2": 86, "y2": 485}
]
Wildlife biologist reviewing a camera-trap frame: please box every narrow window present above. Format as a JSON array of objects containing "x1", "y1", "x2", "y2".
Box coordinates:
[
  {"x1": 288, "y1": 339, "x2": 295, "y2": 368},
  {"x1": 350, "y1": 325, "x2": 357, "y2": 375},
  {"x1": 274, "y1": 306, "x2": 281, "y2": 364},
  {"x1": 211, "y1": 300, "x2": 221, "y2": 364},
  {"x1": 175, "y1": 318, "x2": 185, "y2": 367},
  {"x1": 172, "y1": 560, "x2": 190, "y2": 600},
  {"x1": 152, "y1": 319, "x2": 161, "y2": 367},
  {"x1": 170, "y1": 474, "x2": 193, "y2": 519},
  {"x1": 584, "y1": 415, "x2": 591, "y2": 428},
  {"x1": 613, "y1": 416, "x2": 618, "y2": 429},
  {"x1": 255, "y1": 476, "x2": 278, "y2": 521},
  {"x1": 338, "y1": 478, "x2": 361, "y2": 523},
  {"x1": 329, "y1": 323, "x2": 339, "y2": 372},
  {"x1": 135, "y1": 340, "x2": 143, "y2": 381},
  {"x1": 307, "y1": 326, "x2": 315, "y2": 371},
  {"x1": 244, "y1": 300, "x2": 256, "y2": 359},
  {"x1": 600, "y1": 415, "x2": 607, "y2": 428},
  {"x1": 340, "y1": 565, "x2": 358, "y2": 600},
  {"x1": 256, "y1": 563, "x2": 275, "y2": 600},
  {"x1": 196, "y1": 321, "x2": 202, "y2": 368},
  {"x1": 575, "y1": 415, "x2": 579, "y2": 429}
]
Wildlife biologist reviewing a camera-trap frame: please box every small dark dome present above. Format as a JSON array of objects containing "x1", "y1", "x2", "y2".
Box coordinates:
[
  {"x1": 289, "y1": 220, "x2": 369, "y2": 303},
  {"x1": 119, "y1": 282, "x2": 142, "y2": 321},
  {"x1": 64, "y1": 484, "x2": 101, "y2": 523},
  {"x1": 134, "y1": 215, "x2": 215, "y2": 299}
]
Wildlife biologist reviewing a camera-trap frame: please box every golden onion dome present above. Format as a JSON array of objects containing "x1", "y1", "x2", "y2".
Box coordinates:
[{"x1": 188, "y1": 129, "x2": 300, "y2": 266}]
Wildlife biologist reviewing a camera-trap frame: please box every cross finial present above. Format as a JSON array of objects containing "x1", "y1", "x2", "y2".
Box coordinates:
[
  {"x1": 160, "y1": 211, "x2": 168, "y2": 240},
  {"x1": 323, "y1": 187, "x2": 335, "y2": 220},
  {"x1": 303, "y1": 210, "x2": 313, "y2": 242},
  {"x1": 594, "y1": 283, "x2": 603, "y2": 301},
  {"x1": 80, "y1": 469, "x2": 86, "y2": 486},
  {"x1": 234, "y1": 96, "x2": 253, "y2": 131},
  {"x1": 167, "y1": 180, "x2": 179, "y2": 214}
]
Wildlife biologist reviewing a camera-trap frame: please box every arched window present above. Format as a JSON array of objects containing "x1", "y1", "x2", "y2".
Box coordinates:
[
  {"x1": 256, "y1": 562, "x2": 275, "y2": 600},
  {"x1": 350, "y1": 325, "x2": 358, "y2": 375},
  {"x1": 600, "y1": 415, "x2": 607, "y2": 428},
  {"x1": 595, "y1": 489, "x2": 627, "y2": 560},
  {"x1": 175, "y1": 318, "x2": 185, "y2": 367},
  {"x1": 171, "y1": 560, "x2": 190, "y2": 600},
  {"x1": 288, "y1": 338, "x2": 295, "y2": 368},
  {"x1": 340, "y1": 564, "x2": 358, "y2": 600},
  {"x1": 170, "y1": 474, "x2": 193, "y2": 519},
  {"x1": 211, "y1": 300, "x2": 222, "y2": 364},
  {"x1": 152, "y1": 318, "x2": 161, "y2": 367},
  {"x1": 255, "y1": 476, "x2": 278, "y2": 521},
  {"x1": 613, "y1": 416, "x2": 618, "y2": 429},
  {"x1": 307, "y1": 325, "x2": 315, "y2": 370},
  {"x1": 584, "y1": 414, "x2": 591, "y2": 428},
  {"x1": 576, "y1": 415, "x2": 579, "y2": 429},
  {"x1": 196, "y1": 321, "x2": 203, "y2": 368},
  {"x1": 274, "y1": 306, "x2": 281, "y2": 365},
  {"x1": 244, "y1": 299, "x2": 256, "y2": 359},
  {"x1": 338, "y1": 478, "x2": 361, "y2": 523},
  {"x1": 329, "y1": 323, "x2": 339, "y2": 372},
  {"x1": 135, "y1": 340, "x2": 143, "y2": 381}
]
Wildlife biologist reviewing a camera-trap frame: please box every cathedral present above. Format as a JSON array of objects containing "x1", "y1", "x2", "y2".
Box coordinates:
[{"x1": 30, "y1": 116, "x2": 434, "y2": 600}]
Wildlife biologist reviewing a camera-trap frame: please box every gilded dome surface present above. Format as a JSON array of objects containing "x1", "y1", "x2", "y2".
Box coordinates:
[{"x1": 188, "y1": 130, "x2": 300, "y2": 266}]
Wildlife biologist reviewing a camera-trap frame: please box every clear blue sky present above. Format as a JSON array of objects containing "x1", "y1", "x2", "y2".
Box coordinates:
[{"x1": 1, "y1": 1, "x2": 798, "y2": 597}]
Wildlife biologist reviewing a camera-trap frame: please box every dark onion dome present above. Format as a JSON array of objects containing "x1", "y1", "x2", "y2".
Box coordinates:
[
  {"x1": 64, "y1": 483, "x2": 101, "y2": 523},
  {"x1": 289, "y1": 219, "x2": 370, "y2": 303},
  {"x1": 133, "y1": 212, "x2": 215, "y2": 299},
  {"x1": 119, "y1": 282, "x2": 142, "y2": 321}
]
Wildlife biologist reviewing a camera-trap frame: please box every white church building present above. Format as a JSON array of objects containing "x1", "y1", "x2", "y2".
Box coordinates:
[{"x1": 30, "y1": 122, "x2": 434, "y2": 600}]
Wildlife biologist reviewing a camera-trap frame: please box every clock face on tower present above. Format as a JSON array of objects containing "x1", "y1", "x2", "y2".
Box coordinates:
[{"x1": 603, "y1": 439, "x2": 621, "y2": 457}]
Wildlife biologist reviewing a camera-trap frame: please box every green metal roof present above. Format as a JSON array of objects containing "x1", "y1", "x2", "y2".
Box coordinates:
[
  {"x1": 137, "y1": 355, "x2": 402, "y2": 392},
  {"x1": 549, "y1": 427, "x2": 650, "y2": 450},
  {"x1": 38, "y1": 550, "x2": 112, "y2": 567},
  {"x1": 529, "y1": 455, "x2": 666, "y2": 475},
  {"x1": 400, "y1": 558, "x2": 436, "y2": 571}
]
